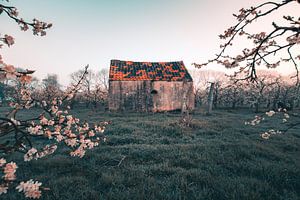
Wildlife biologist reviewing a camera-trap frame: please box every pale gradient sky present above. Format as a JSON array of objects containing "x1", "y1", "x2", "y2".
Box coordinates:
[{"x1": 1, "y1": 0, "x2": 299, "y2": 85}]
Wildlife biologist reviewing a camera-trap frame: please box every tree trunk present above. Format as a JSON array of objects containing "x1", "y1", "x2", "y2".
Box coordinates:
[
  {"x1": 207, "y1": 82, "x2": 215, "y2": 115},
  {"x1": 213, "y1": 85, "x2": 219, "y2": 109},
  {"x1": 232, "y1": 101, "x2": 236, "y2": 109},
  {"x1": 255, "y1": 99, "x2": 260, "y2": 113},
  {"x1": 231, "y1": 90, "x2": 237, "y2": 109}
]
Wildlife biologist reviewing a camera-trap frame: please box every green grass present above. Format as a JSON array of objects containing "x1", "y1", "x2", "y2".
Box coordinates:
[{"x1": 1, "y1": 108, "x2": 300, "y2": 200}]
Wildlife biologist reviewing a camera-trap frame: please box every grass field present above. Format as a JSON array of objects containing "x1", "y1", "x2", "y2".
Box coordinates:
[{"x1": 2, "y1": 107, "x2": 300, "y2": 200}]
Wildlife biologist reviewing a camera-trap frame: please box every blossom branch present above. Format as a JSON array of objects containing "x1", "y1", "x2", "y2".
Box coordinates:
[{"x1": 193, "y1": 0, "x2": 300, "y2": 81}]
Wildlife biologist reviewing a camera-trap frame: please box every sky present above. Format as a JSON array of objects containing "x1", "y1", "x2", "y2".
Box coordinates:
[{"x1": 1, "y1": 0, "x2": 299, "y2": 85}]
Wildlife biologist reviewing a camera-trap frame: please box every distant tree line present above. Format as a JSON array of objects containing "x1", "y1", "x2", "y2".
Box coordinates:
[
  {"x1": 0, "y1": 69, "x2": 109, "y2": 110},
  {"x1": 192, "y1": 70, "x2": 300, "y2": 112}
]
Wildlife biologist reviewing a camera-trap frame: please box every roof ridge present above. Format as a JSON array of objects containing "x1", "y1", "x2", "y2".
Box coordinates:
[{"x1": 111, "y1": 59, "x2": 184, "y2": 63}]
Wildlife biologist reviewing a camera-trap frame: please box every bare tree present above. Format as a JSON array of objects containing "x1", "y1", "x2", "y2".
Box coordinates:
[
  {"x1": 97, "y1": 68, "x2": 109, "y2": 92},
  {"x1": 40, "y1": 74, "x2": 61, "y2": 103},
  {"x1": 220, "y1": 80, "x2": 246, "y2": 109},
  {"x1": 70, "y1": 68, "x2": 109, "y2": 109},
  {"x1": 247, "y1": 75, "x2": 276, "y2": 112},
  {"x1": 70, "y1": 69, "x2": 94, "y2": 108},
  {"x1": 190, "y1": 70, "x2": 226, "y2": 108}
]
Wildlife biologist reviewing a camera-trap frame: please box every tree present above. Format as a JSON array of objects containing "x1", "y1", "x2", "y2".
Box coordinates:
[
  {"x1": 70, "y1": 69, "x2": 91, "y2": 108},
  {"x1": 0, "y1": 82, "x2": 4, "y2": 103},
  {"x1": 70, "y1": 68, "x2": 109, "y2": 109},
  {"x1": 207, "y1": 81, "x2": 215, "y2": 115},
  {"x1": 93, "y1": 69, "x2": 109, "y2": 109},
  {"x1": 194, "y1": 0, "x2": 300, "y2": 82},
  {"x1": 0, "y1": 1, "x2": 108, "y2": 198},
  {"x1": 195, "y1": 0, "x2": 300, "y2": 138},
  {"x1": 41, "y1": 74, "x2": 61, "y2": 102},
  {"x1": 219, "y1": 80, "x2": 246, "y2": 109},
  {"x1": 190, "y1": 70, "x2": 226, "y2": 108},
  {"x1": 97, "y1": 68, "x2": 109, "y2": 92},
  {"x1": 244, "y1": 71, "x2": 279, "y2": 112}
]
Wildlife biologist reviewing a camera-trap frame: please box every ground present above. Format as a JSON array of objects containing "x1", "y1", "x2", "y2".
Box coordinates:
[{"x1": 1, "y1": 107, "x2": 300, "y2": 200}]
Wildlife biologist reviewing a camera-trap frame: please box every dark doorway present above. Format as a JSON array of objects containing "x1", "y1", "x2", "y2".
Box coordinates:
[{"x1": 151, "y1": 90, "x2": 158, "y2": 94}]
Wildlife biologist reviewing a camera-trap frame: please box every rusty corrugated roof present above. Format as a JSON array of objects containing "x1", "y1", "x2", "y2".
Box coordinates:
[{"x1": 109, "y1": 60, "x2": 193, "y2": 81}]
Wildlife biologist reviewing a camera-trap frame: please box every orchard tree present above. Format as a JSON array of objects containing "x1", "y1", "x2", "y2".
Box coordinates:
[
  {"x1": 194, "y1": 0, "x2": 300, "y2": 82},
  {"x1": 70, "y1": 68, "x2": 108, "y2": 109},
  {"x1": 195, "y1": 0, "x2": 300, "y2": 138},
  {"x1": 97, "y1": 68, "x2": 109, "y2": 92},
  {"x1": 244, "y1": 71, "x2": 279, "y2": 112},
  {"x1": 70, "y1": 69, "x2": 93, "y2": 108},
  {"x1": 41, "y1": 74, "x2": 62, "y2": 102},
  {"x1": 219, "y1": 80, "x2": 246, "y2": 109},
  {"x1": 190, "y1": 70, "x2": 226, "y2": 107},
  {"x1": 93, "y1": 69, "x2": 109, "y2": 109},
  {"x1": 0, "y1": 1, "x2": 108, "y2": 198}
]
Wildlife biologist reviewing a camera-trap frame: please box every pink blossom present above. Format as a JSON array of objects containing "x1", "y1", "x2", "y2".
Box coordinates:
[
  {"x1": 88, "y1": 130, "x2": 95, "y2": 137},
  {"x1": 51, "y1": 106, "x2": 58, "y2": 113},
  {"x1": 24, "y1": 148, "x2": 38, "y2": 161},
  {"x1": 3, "y1": 173, "x2": 16, "y2": 181},
  {"x1": 261, "y1": 132, "x2": 270, "y2": 139},
  {"x1": 40, "y1": 116, "x2": 48, "y2": 125},
  {"x1": 3, "y1": 162, "x2": 18, "y2": 181},
  {"x1": 4, "y1": 35, "x2": 15, "y2": 46},
  {"x1": 44, "y1": 130, "x2": 52, "y2": 139},
  {"x1": 265, "y1": 110, "x2": 275, "y2": 117},
  {"x1": 56, "y1": 134, "x2": 64, "y2": 142},
  {"x1": 19, "y1": 75, "x2": 32, "y2": 83},
  {"x1": 70, "y1": 147, "x2": 86, "y2": 158},
  {"x1": 16, "y1": 180, "x2": 42, "y2": 199},
  {"x1": 48, "y1": 120, "x2": 55, "y2": 126},
  {"x1": 58, "y1": 116, "x2": 65, "y2": 124},
  {"x1": 10, "y1": 8, "x2": 19, "y2": 17},
  {"x1": 0, "y1": 158, "x2": 6, "y2": 167},
  {"x1": 41, "y1": 101, "x2": 47, "y2": 107},
  {"x1": 3, "y1": 162, "x2": 18, "y2": 174},
  {"x1": 0, "y1": 185, "x2": 8, "y2": 195},
  {"x1": 3, "y1": 64, "x2": 15, "y2": 73},
  {"x1": 65, "y1": 138, "x2": 77, "y2": 147}
]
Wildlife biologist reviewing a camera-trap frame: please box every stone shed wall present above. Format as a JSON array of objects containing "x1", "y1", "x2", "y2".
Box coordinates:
[{"x1": 108, "y1": 80, "x2": 194, "y2": 112}]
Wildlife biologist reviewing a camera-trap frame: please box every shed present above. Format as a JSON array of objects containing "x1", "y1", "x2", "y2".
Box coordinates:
[{"x1": 108, "y1": 60, "x2": 195, "y2": 112}]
